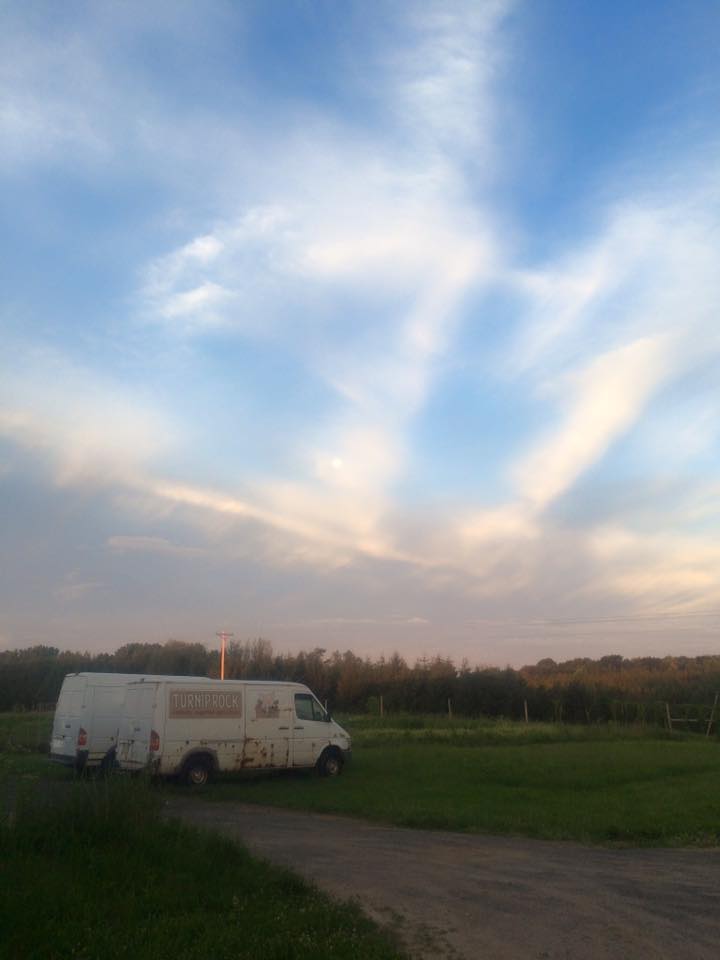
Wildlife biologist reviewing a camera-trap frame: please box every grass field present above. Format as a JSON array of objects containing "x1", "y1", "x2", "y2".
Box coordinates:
[
  {"x1": 201, "y1": 714, "x2": 720, "y2": 846},
  {"x1": 0, "y1": 714, "x2": 405, "y2": 960},
  {"x1": 3, "y1": 711, "x2": 719, "y2": 847},
  {"x1": 0, "y1": 711, "x2": 63, "y2": 789}
]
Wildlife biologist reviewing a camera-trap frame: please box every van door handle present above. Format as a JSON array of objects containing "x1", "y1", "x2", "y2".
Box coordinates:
[{"x1": 278, "y1": 726, "x2": 289, "y2": 730}]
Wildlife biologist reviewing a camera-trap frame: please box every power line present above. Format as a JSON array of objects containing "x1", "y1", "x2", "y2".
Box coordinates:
[{"x1": 469, "y1": 610, "x2": 720, "y2": 627}]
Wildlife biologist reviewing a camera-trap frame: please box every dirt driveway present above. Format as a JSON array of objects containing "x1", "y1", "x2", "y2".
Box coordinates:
[{"x1": 165, "y1": 797, "x2": 720, "y2": 960}]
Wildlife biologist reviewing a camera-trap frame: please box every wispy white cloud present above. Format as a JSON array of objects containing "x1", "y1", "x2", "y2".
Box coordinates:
[
  {"x1": 53, "y1": 571, "x2": 103, "y2": 603},
  {"x1": 0, "y1": 350, "x2": 176, "y2": 485},
  {"x1": 587, "y1": 525, "x2": 720, "y2": 612},
  {"x1": 159, "y1": 281, "x2": 233, "y2": 324},
  {"x1": 508, "y1": 194, "x2": 720, "y2": 378},
  {"x1": 513, "y1": 334, "x2": 674, "y2": 509},
  {"x1": 106, "y1": 536, "x2": 206, "y2": 557},
  {"x1": 453, "y1": 173, "x2": 720, "y2": 619},
  {"x1": 310, "y1": 616, "x2": 430, "y2": 626},
  {"x1": 0, "y1": 1, "x2": 241, "y2": 174},
  {"x1": 131, "y1": 2, "x2": 510, "y2": 564},
  {"x1": 391, "y1": 0, "x2": 511, "y2": 163}
]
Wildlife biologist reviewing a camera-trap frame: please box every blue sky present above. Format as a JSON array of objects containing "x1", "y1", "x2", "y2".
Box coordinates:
[{"x1": 2, "y1": 0, "x2": 720, "y2": 664}]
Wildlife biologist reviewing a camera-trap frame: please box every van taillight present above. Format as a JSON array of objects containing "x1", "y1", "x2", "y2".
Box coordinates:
[
  {"x1": 77, "y1": 727, "x2": 87, "y2": 747},
  {"x1": 150, "y1": 730, "x2": 160, "y2": 752}
]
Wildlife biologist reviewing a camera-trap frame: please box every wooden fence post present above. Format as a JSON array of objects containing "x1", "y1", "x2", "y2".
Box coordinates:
[
  {"x1": 706, "y1": 693, "x2": 718, "y2": 738},
  {"x1": 448, "y1": 698, "x2": 452, "y2": 720},
  {"x1": 665, "y1": 702, "x2": 673, "y2": 732},
  {"x1": 524, "y1": 699, "x2": 529, "y2": 724},
  {"x1": 380, "y1": 694, "x2": 384, "y2": 718}
]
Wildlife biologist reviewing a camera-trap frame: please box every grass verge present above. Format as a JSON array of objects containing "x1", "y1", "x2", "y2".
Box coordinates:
[
  {"x1": 0, "y1": 775, "x2": 405, "y2": 960},
  {"x1": 4, "y1": 711, "x2": 719, "y2": 847},
  {"x1": 201, "y1": 716, "x2": 720, "y2": 846}
]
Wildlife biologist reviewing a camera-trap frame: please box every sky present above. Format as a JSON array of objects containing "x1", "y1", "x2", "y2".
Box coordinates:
[{"x1": 2, "y1": 0, "x2": 720, "y2": 666}]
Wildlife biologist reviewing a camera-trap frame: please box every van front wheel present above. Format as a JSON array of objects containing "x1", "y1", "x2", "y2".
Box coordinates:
[
  {"x1": 317, "y1": 749, "x2": 343, "y2": 777},
  {"x1": 183, "y1": 758, "x2": 212, "y2": 787}
]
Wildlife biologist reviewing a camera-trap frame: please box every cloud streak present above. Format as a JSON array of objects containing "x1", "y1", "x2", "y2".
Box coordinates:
[{"x1": 514, "y1": 334, "x2": 674, "y2": 509}]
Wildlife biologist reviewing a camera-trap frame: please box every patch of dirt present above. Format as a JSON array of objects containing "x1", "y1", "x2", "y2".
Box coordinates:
[{"x1": 165, "y1": 797, "x2": 720, "y2": 960}]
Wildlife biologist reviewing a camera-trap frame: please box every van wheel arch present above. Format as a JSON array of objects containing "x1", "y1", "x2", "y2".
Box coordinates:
[{"x1": 317, "y1": 747, "x2": 343, "y2": 777}]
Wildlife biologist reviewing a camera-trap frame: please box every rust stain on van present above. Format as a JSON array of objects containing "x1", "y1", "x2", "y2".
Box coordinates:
[{"x1": 241, "y1": 738, "x2": 269, "y2": 768}]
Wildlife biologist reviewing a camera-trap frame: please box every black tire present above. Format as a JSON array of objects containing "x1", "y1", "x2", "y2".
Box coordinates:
[
  {"x1": 317, "y1": 749, "x2": 343, "y2": 777},
  {"x1": 183, "y1": 757, "x2": 212, "y2": 787}
]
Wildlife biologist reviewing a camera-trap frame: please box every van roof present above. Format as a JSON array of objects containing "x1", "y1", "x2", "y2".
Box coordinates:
[
  {"x1": 64, "y1": 672, "x2": 215, "y2": 682},
  {"x1": 125, "y1": 678, "x2": 308, "y2": 688}
]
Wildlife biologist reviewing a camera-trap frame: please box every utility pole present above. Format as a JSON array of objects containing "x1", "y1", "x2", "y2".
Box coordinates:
[{"x1": 216, "y1": 631, "x2": 234, "y2": 680}]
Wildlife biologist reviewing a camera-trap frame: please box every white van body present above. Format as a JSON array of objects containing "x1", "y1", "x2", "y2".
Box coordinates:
[
  {"x1": 50, "y1": 672, "x2": 214, "y2": 771},
  {"x1": 116, "y1": 679, "x2": 351, "y2": 783}
]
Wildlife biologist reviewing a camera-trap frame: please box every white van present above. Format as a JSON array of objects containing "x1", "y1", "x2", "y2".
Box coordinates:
[
  {"x1": 50, "y1": 672, "x2": 214, "y2": 772},
  {"x1": 116, "y1": 678, "x2": 351, "y2": 784}
]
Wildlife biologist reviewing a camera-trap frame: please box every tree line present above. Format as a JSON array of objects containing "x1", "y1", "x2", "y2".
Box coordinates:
[{"x1": 1, "y1": 640, "x2": 719, "y2": 724}]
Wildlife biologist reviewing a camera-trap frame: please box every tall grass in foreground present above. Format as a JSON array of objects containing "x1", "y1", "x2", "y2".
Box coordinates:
[{"x1": 0, "y1": 777, "x2": 405, "y2": 960}]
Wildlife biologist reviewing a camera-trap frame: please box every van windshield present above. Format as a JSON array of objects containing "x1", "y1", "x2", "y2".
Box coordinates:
[{"x1": 294, "y1": 694, "x2": 327, "y2": 722}]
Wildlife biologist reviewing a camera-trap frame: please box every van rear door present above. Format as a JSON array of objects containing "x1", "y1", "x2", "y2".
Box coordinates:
[
  {"x1": 50, "y1": 677, "x2": 86, "y2": 765},
  {"x1": 85, "y1": 682, "x2": 128, "y2": 764}
]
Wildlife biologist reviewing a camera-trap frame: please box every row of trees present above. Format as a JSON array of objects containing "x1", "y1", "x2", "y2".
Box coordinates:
[{"x1": 1, "y1": 640, "x2": 719, "y2": 723}]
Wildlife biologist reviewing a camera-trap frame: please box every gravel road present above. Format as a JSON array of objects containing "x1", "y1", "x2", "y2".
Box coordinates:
[{"x1": 165, "y1": 797, "x2": 720, "y2": 960}]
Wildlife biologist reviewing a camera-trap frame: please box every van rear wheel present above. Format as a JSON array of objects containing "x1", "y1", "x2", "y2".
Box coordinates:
[{"x1": 183, "y1": 758, "x2": 212, "y2": 787}]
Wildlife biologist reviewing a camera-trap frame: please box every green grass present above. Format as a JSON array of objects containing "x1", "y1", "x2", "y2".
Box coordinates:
[
  {"x1": 0, "y1": 710, "x2": 53, "y2": 752},
  {"x1": 5, "y1": 711, "x2": 719, "y2": 848},
  {"x1": 0, "y1": 712, "x2": 66, "y2": 805},
  {"x1": 340, "y1": 712, "x2": 680, "y2": 745},
  {"x1": 0, "y1": 713, "x2": 404, "y2": 959},
  {"x1": 201, "y1": 715, "x2": 720, "y2": 846},
  {"x1": 0, "y1": 775, "x2": 406, "y2": 960}
]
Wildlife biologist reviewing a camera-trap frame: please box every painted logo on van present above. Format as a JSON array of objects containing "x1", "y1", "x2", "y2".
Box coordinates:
[
  {"x1": 169, "y1": 689, "x2": 243, "y2": 718},
  {"x1": 254, "y1": 693, "x2": 280, "y2": 719}
]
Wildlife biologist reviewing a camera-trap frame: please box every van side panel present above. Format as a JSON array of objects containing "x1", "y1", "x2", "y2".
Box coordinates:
[{"x1": 159, "y1": 684, "x2": 246, "y2": 776}]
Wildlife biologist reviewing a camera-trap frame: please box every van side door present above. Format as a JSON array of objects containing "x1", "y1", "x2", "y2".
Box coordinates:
[{"x1": 243, "y1": 687, "x2": 291, "y2": 768}]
